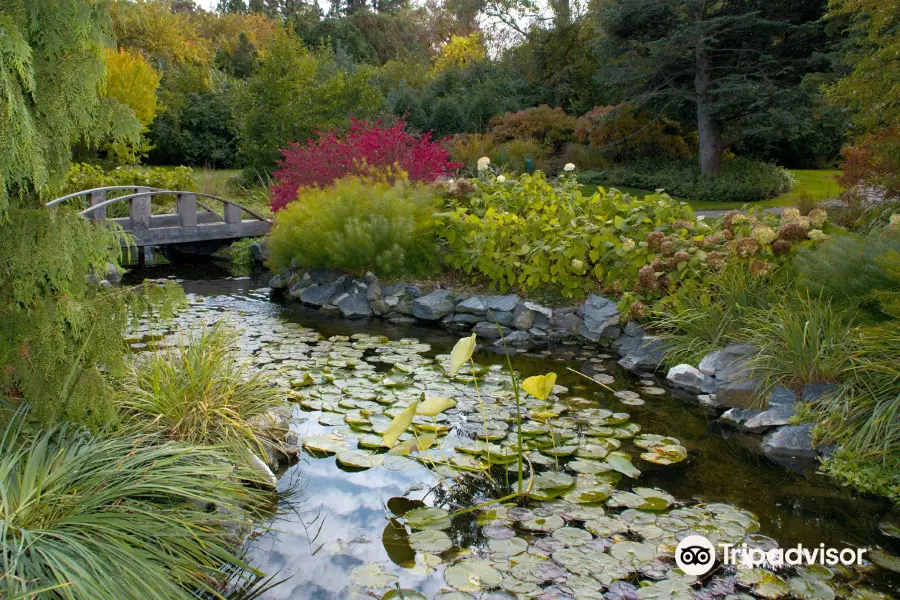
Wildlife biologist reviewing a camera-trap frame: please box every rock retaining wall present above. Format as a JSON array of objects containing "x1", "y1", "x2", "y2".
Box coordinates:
[{"x1": 269, "y1": 267, "x2": 832, "y2": 466}]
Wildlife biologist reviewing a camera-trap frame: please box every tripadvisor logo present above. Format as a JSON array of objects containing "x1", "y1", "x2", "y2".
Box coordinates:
[{"x1": 675, "y1": 534, "x2": 867, "y2": 576}]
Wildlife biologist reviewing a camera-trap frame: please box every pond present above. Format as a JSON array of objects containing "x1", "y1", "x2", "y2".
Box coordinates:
[{"x1": 126, "y1": 265, "x2": 900, "y2": 600}]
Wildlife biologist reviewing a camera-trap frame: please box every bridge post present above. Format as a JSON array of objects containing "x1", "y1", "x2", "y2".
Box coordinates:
[
  {"x1": 223, "y1": 201, "x2": 242, "y2": 224},
  {"x1": 131, "y1": 186, "x2": 152, "y2": 230},
  {"x1": 177, "y1": 193, "x2": 197, "y2": 227},
  {"x1": 89, "y1": 190, "x2": 107, "y2": 222}
]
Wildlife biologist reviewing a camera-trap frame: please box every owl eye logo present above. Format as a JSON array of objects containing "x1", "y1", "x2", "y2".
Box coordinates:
[
  {"x1": 675, "y1": 535, "x2": 716, "y2": 576},
  {"x1": 678, "y1": 546, "x2": 712, "y2": 565}
]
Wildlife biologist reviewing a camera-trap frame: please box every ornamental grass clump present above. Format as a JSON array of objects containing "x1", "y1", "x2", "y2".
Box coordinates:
[
  {"x1": 0, "y1": 415, "x2": 270, "y2": 600},
  {"x1": 118, "y1": 323, "x2": 282, "y2": 463},
  {"x1": 268, "y1": 172, "x2": 442, "y2": 277}
]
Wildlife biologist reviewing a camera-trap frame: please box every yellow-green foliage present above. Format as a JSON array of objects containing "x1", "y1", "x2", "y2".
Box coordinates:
[
  {"x1": 268, "y1": 175, "x2": 441, "y2": 277},
  {"x1": 440, "y1": 173, "x2": 835, "y2": 309},
  {"x1": 56, "y1": 163, "x2": 196, "y2": 216},
  {"x1": 104, "y1": 48, "x2": 160, "y2": 126},
  {"x1": 0, "y1": 0, "x2": 141, "y2": 212},
  {"x1": 119, "y1": 324, "x2": 282, "y2": 462},
  {"x1": 0, "y1": 208, "x2": 184, "y2": 430}
]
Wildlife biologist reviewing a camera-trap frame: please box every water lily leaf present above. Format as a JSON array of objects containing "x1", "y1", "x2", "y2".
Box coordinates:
[
  {"x1": 605, "y1": 452, "x2": 641, "y2": 478},
  {"x1": 444, "y1": 558, "x2": 503, "y2": 592},
  {"x1": 788, "y1": 577, "x2": 835, "y2": 600},
  {"x1": 523, "y1": 373, "x2": 558, "y2": 400},
  {"x1": 521, "y1": 514, "x2": 565, "y2": 533},
  {"x1": 551, "y1": 526, "x2": 593, "y2": 546},
  {"x1": 608, "y1": 488, "x2": 674, "y2": 511},
  {"x1": 753, "y1": 580, "x2": 789, "y2": 599},
  {"x1": 382, "y1": 519, "x2": 416, "y2": 568},
  {"x1": 405, "y1": 506, "x2": 451, "y2": 530},
  {"x1": 336, "y1": 450, "x2": 384, "y2": 469},
  {"x1": 450, "y1": 334, "x2": 477, "y2": 377},
  {"x1": 290, "y1": 373, "x2": 315, "y2": 388},
  {"x1": 488, "y1": 536, "x2": 528, "y2": 556},
  {"x1": 634, "y1": 434, "x2": 681, "y2": 450},
  {"x1": 434, "y1": 593, "x2": 476, "y2": 600},
  {"x1": 410, "y1": 529, "x2": 452, "y2": 553},
  {"x1": 533, "y1": 471, "x2": 576, "y2": 491},
  {"x1": 383, "y1": 400, "x2": 419, "y2": 448},
  {"x1": 351, "y1": 563, "x2": 398, "y2": 588},
  {"x1": 388, "y1": 433, "x2": 436, "y2": 456},
  {"x1": 640, "y1": 444, "x2": 688, "y2": 465},
  {"x1": 387, "y1": 497, "x2": 425, "y2": 517},
  {"x1": 418, "y1": 397, "x2": 457, "y2": 416},
  {"x1": 382, "y1": 590, "x2": 427, "y2": 600},
  {"x1": 302, "y1": 433, "x2": 348, "y2": 454},
  {"x1": 870, "y1": 549, "x2": 900, "y2": 573}
]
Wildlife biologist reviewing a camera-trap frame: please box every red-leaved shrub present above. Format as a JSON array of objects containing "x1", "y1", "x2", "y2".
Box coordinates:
[
  {"x1": 270, "y1": 120, "x2": 461, "y2": 211},
  {"x1": 839, "y1": 127, "x2": 900, "y2": 199}
]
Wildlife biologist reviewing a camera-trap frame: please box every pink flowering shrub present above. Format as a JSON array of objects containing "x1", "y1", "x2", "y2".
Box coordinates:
[{"x1": 270, "y1": 120, "x2": 461, "y2": 211}]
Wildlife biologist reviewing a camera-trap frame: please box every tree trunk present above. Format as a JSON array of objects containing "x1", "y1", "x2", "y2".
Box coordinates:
[
  {"x1": 552, "y1": 0, "x2": 570, "y2": 30},
  {"x1": 695, "y1": 46, "x2": 723, "y2": 176}
]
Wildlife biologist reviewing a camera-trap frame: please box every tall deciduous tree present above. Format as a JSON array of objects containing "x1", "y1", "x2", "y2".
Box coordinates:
[
  {"x1": 826, "y1": 0, "x2": 900, "y2": 130},
  {"x1": 599, "y1": 0, "x2": 829, "y2": 175}
]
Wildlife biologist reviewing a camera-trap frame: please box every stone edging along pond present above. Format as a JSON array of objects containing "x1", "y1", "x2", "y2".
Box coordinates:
[{"x1": 268, "y1": 266, "x2": 833, "y2": 468}]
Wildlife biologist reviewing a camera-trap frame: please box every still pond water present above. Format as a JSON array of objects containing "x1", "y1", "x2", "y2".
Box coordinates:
[{"x1": 128, "y1": 265, "x2": 899, "y2": 600}]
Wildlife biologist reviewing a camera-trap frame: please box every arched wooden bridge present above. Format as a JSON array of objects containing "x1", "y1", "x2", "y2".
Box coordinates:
[{"x1": 47, "y1": 186, "x2": 270, "y2": 247}]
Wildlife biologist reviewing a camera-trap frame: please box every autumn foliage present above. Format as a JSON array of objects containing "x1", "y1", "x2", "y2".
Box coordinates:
[
  {"x1": 270, "y1": 120, "x2": 461, "y2": 211},
  {"x1": 838, "y1": 127, "x2": 900, "y2": 199}
]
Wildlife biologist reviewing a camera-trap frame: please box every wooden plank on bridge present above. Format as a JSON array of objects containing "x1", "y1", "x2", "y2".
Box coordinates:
[
  {"x1": 177, "y1": 193, "x2": 197, "y2": 227},
  {"x1": 122, "y1": 220, "x2": 270, "y2": 247},
  {"x1": 130, "y1": 187, "x2": 152, "y2": 230}
]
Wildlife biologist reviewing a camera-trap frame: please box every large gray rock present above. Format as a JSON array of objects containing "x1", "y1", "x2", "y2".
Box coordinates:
[
  {"x1": 249, "y1": 240, "x2": 268, "y2": 263},
  {"x1": 740, "y1": 386, "x2": 797, "y2": 432},
  {"x1": 715, "y1": 377, "x2": 764, "y2": 409},
  {"x1": 456, "y1": 296, "x2": 487, "y2": 315},
  {"x1": 512, "y1": 303, "x2": 536, "y2": 330},
  {"x1": 366, "y1": 280, "x2": 383, "y2": 302},
  {"x1": 666, "y1": 364, "x2": 707, "y2": 394},
  {"x1": 484, "y1": 295, "x2": 520, "y2": 312},
  {"x1": 802, "y1": 383, "x2": 839, "y2": 403},
  {"x1": 306, "y1": 267, "x2": 343, "y2": 284},
  {"x1": 711, "y1": 343, "x2": 762, "y2": 408},
  {"x1": 579, "y1": 295, "x2": 620, "y2": 341},
  {"x1": 411, "y1": 290, "x2": 455, "y2": 320},
  {"x1": 297, "y1": 276, "x2": 350, "y2": 307},
  {"x1": 337, "y1": 288, "x2": 373, "y2": 319},
  {"x1": 494, "y1": 330, "x2": 532, "y2": 348},
  {"x1": 719, "y1": 408, "x2": 765, "y2": 431},
  {"x1": 617, "y1": 336, "x2": 666, "y2": 373},
  {"x1": 287, "y1": 277, "x2": 315, "y2": 298},
  {"x1": 268, "y1": 270, "x2": 291, "y2": 290},
  {"x1": 472, "y1": 321, "x2": 510, "y2": 339},
  {"x1": 486, "y1": 310, "x2": 515, "y2": 327},
  {"x1": 700, "y1": 342, "x2": 757, "y2": 376},
  {"x1": 452, "y1": 313, "x2": 482, "y2": 325},
  {"x1": 525, "y1": 301, "x2": 553, "y2": 329},
  {"x1": 761, "y1": 424, "x2": 817, "y2": 459},
  {"x1": 550, "y1": 307, "x2": 583, "y2": 336}
]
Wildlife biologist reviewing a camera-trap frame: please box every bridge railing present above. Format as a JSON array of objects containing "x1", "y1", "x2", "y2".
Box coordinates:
[
  {"x1": 47, "y1": 186, "x2": 163, "y2": 221},
  {"x1": 78, "y1": 190, "x2": 270, "y2": 231}
]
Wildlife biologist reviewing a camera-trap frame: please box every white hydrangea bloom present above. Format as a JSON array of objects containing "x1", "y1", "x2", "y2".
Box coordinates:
[
  {"x1": 622, "y1": 238, "x2": 636, "y2": 251},
  {"x1": 564, "y1": 163, "x2": 576, "y2": 172},
  {"x1": 497, "y1": 175, "x2": 506, "y2": 183},
  {"x1": 477, "y1": 156, "x2": 490, "y2": 171}
]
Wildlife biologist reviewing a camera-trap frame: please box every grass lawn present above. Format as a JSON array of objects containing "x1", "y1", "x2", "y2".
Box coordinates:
[
  {"x1": 191, "y1": 168, "x2": 273, "y2": 217},
  {"x1": 582, "y1": 169, "x2": 844, "y2": 211}
]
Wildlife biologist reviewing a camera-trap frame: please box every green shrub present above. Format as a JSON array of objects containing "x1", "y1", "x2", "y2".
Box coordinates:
[
  {"x1": 574, "y1": 104, "x2": 695, "y2": 164},
  {"x1": 794, "y1": 229, "x2": 900, "y2": 319},
  {"x1": 439, "y1": 172, "x2": 833, "y2": 306},
  {"x1": 604, "y1": 157, "x2": 794, "y2": 203},
  {"x1": 230, "y1": 237, "x2": 263, "y2": 276},
  {"x1": 490, "y1": 138, "x2": 544, "y2": 171},
  {"x1": 118, "y1": 323, "x2": 283, "y2": 464},
  {"x1": 268, "y1": 175, "x2": 441, "y2": 277},
  {"x1": 488, "y1": 105, "x2": 577, "y2": 153},
  {"x1": 0, "y1": 415, "x2": 270, "y2": 600}
]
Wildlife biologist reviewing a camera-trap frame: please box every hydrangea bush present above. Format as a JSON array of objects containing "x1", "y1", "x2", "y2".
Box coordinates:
[{"x1": 438, "y1": 171, "x2": 833, "y2": 315}]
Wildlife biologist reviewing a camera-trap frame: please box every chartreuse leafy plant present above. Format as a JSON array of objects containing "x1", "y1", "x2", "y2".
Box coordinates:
[
  {"x1": 0, "y1": 413, "x2": 270, "y2": 600},
  {"x1": 267, "y1": 172, "x2": 442, "y2": 277}
]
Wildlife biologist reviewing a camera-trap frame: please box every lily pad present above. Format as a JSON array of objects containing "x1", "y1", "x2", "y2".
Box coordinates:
[
  {"x1": 488, "y1": 536, "x2": 528, "y2": 556},
  {"x1": 382, "y1": 591, "x2": 427, "y2": 600},
  {"x1": 787, "y1": 577, "x2": 835, "y2": 600},
  {"x1": 409, "y1": 530, "x2": 452, "y2": 553},
  {"x1": 443, "y1": 559, "x2": 503, "y2": 593},
  {"x1": 336, "y1": 450, "x2": 384, "y2": 469},
  {"x1": 350, "y1": 563, "x2": 398, "y2": 588},
  {"x1": 551, "y1": 526, "x2": 593, "y2": 546},
  {"x1": 405, "y1": 506, "x2": 451, "y2": 530}
]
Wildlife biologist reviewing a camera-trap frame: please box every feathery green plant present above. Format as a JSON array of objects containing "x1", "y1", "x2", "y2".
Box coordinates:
[
  {"x1": 118, "y1": 323, "x2": 283, "y2": 462},
  {"x1": 0, "y1": 414, "x2": 270, "y2": 600}
]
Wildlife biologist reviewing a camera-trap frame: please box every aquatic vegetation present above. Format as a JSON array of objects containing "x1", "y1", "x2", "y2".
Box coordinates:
[
  {"x1": 125, "y1": 294, "x2": 894, "y2": 600},
  {"x1": 118, "y1": 322, "x2": 285, "y2": 465}
]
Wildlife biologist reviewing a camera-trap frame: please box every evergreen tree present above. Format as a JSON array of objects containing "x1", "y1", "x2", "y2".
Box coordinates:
[{"x1": 599, "y1": 0, "x2": 830, "y2": 175}]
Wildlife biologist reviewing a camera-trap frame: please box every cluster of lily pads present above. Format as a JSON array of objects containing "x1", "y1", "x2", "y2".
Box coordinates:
[{"x1": 129, "y1": 294, "x2": 891, "y2": 600}]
